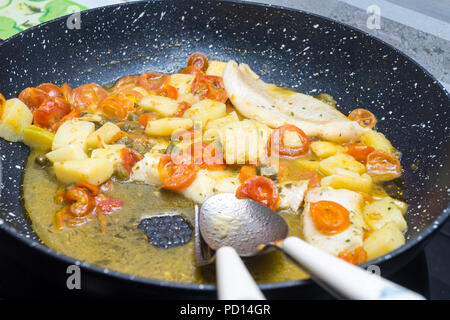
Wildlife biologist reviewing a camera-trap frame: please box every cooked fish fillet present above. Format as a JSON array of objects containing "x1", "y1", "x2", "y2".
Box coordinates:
[
  {"x1": 223, "y1": 61, "x2": 368, "y2": 143},
  {"x1": 302, "y1": 187, "x2": 366, "y2": 255}
]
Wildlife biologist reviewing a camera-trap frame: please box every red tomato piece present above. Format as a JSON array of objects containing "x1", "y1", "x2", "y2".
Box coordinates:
[
  {"x1": 236, "y1": 176, "x2": 279, "y2": 210},
  {"x1": 348, "y1": 108, "x2": 377, "y2": 129},
  {"x1": 33, "y1": 97, "x2": 71, "y2": 130},
  {"x1": 346, "y1": 143, "x2": 375, "y2": 163},
  {"x1": 181, "y1": 65, "x2": 203, "y2": 77},
  {"x1": 267, "y1": 124, "x2": 310, "y2": 158},
  {"x1": 95, "y1": 194, "x2": 124, "y2": 213},
  {"x1": 155, "y1": 85, "x2": 178, "y2": 100},
  {"x1": 310, "y1": 200, "x2": 350, "y2": 236},
  {"x1": 138, "y1": 112, "x2": 160, "y2": 127},
  {"x1": 19, "y1": 87, "x2": 49, "y2": 111},
  {"x1": 338, "y1": 247, "x2": 368, "y2": 265},
  {"x1": 120, "y1": 148, "x2": 144, "y2": 174},
  {"x1": 173, "y1": 101, "x2": 192, "y2": 117},
  {"x1": 138, "y1": 72, "x2": 168, "y2": 91},
  {"x1": 366, "y1": 150, "x2": 402, "y2": 181},
  {"x1": 72, "y1": 83, "x2": 108, "y2": 111},
  {"x1": 37, "y1": 83, "x2": 63, "y2": 98},
  {"x1": 98, "y1": 97, "x2": 129, "y2": 120},
  {"x1": 158, "y1": 154, "x2": 198, "y2": 190},
  {"x1": 191, "y1": 74, "x2": 228, "y2": 103},
  {"x1": 64, "y1": 187, "x2": 96, "y2": 217},
  {"x1": 187, "y1": 52, "x2": 209, "y2": 71},
  {"x1": 112, "y1": 75, "x2": 139, "y2": 92}
]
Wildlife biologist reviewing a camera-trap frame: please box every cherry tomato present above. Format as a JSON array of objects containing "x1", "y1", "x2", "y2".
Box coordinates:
[
  {"x1": 188, "y1": 142, "x2": 225, "y2": 170},
  {"x1": 0, "y1": 93, "x2": 5, "y2": 117},
  {"x1": 138, "y1": 112, "x2": 160, "y2": 127},
  {"x1": 267, "y1": 124, "x2": 310, "y2": 158},
  {"x1": 72, "y1": 83, "x2": 108, "y2": 111},
  {"x1": 120, "y1": 148, "x2": 144, "y2": 174},
  {"x1": 310, "y1": 200, "x2": 350, "y2": 236},
  {"x1": 181, "y1": 65, "x2": 203, "y2": 77},
  {"x1": 112, "y1": 75, "x2": 139, "y2": 92},
  {"x1": 19, "y1": 87, "x2": 49, "y2": 111},
  {"x1": 95, "y1": 193, "x2": 123, "y2": 213},
  {"x1": 33, "y1": 97, "x2": 71, "y2": 130},
  {"x1": 155, "y1": 85, "x2": 178, "y2": 100},
  {"x1": 61, "y1": 82, "x2": 73, "y2": 105},
  {"x1": 158, "y1": 154, "x2": 199, "y2": 190},
  {"x1": 37, "y1": 83, "x2": 63, "y2": 98},
  {"x1": 338, "y1": 247, "x2": 368, "y2": 265},
  {"x1": 76, "y1": 182, "x2": 99, "y2": 196},
  {"x1": 187, "y1": 52, "x2": 209, "y2": 72},
  {"x1": 138, "y1": 72, "x2": 168, "y2": 91},
  {"x1": 173, "y1": 101, "x2": 192, "y2": 117},
  {"x1": 115, "y1": 89, "x2": 144, "y2": 110},
  {"x1": 346, "y1": 143, "x2": 375, "y2": 163},
  {"x1": 236, "y1": 176, "x2": 279, "y2": 210},
  {"x1": 366, "y1": 150, "x2": 402, "y2": 182},
  {"x1": 64, "y1": 187, "x2": 95, "y2": 217},
  {"x1": 348, "y1": 108, "x2": 377, "y2": 129},
  {"x1": 239, "y1": 165, "x2": 257, "y2": 183},
  {"x1": 191, "y1": 74, "x2": 228, "y2": 103},
  {"x1": 98, "y1": 97, "x2": 129, "y2": 120}
]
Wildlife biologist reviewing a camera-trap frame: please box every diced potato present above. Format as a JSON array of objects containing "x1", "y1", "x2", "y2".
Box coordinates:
[
  {"x1": 310, "y1": 141, "x2": 346, "y2": 158},
  {"x1": 183, "y1": 99, "x2": 226, "y2": 127},
  {"x1": 283, "y1": 130, "x2": 304, "y2": 148},
  {"x1": 145, "y1": 117, "x2": 193, "y2": 137},
  {"x1": 391, "y1": 199, "x2": 408, "y2": 215},
  {"x1": 53, "y1": 158, "x2": 114, "y2": 185},
  {"x1": 131, "y1": 87, "x2": 150, "y2": 97},
  {"x1": 22, "y1": 125, "x2": 54, "y2": 151},
  {"x1": 321, "y1": 168, "x2": 373, "y2": 193},
  {"x1": 219, "y1": 120, "x2": 271, "y2": 164},
  {"x1": 361, "y1": 130, "x2": 396, "y2": 154},
  {"x1": 91, "y1": 144, "x2": 125, "y2": 168},
  {"x1": 363, "y1": 197, "x2": 407, "y2": 232},
  {"x1": 319, "y1": 153, "x2": 366, "y2": 176},
  {"x1": 0, "y1": 98, "x2": 33, "y2": 142},
  {"x1": 52, "y1": 120, "x2": 95, "y2": 151},
  {"x1": 139, "y1": 95, "x2": 179, "y2": 117},
  {"x1": 206, "y1": 61, "x2": 227, "y2": 77},
  {"x1": 204, "y1": 112, "x2": 240, "y2": 141},
  {"x1": 46, "y1": 145, "x2": 88, "y2": 162},
  {"x1": 166, "y1": 73, "x2": 195, "y2": 95},
  {"x1": 293, "y1": 159, "x2": 320, "y2": 171},
  {"x1": 363, "y1": 222, "x2": 405, "y2": 260},
  {"x1": 177, "y1": 93, "x2": 200, "y2": 106},
  {"x1": 86, "y1": 122, "x2": 122, "y2": 149}
]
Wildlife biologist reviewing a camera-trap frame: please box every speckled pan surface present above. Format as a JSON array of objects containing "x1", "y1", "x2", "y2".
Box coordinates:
[{"x1": 0, "y1": 0, "x2": 449, "y2": 291}]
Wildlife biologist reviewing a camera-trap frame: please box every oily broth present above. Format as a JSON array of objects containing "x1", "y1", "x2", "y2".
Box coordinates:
[{"x1": 23, "y1": 151, "x2": 308, "y2": 283}]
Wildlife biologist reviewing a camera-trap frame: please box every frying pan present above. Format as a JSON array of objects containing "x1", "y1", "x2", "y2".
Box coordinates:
[{"x1": 0, "y1": 0, "x2": 449, "y2": 299}]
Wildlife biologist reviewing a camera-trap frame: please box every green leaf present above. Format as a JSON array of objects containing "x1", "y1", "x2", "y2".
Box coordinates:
[
  {"x1": 39, "y1": 0, "x2": 87, "y2": 23},
  {"x1": 0, "y1": 16, "x2": 23, "y2": 39}
]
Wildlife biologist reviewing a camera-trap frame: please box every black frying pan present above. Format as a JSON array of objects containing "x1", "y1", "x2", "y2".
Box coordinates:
[{"x1": 0, "y1": 0, "x2": 449, "y2": 299}]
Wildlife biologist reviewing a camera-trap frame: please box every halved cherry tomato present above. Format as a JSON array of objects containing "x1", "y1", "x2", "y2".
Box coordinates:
[
  {"x1": 37, "y1": 83, "x2": 63, "y2": 98},
  {"x1": 64, "y1": 187, "x2": 95, "y2": 217},
  {"x1": 366, "y1": 150, "x2": 402, "y2": 181},
  {"x1": 348, "y1": 108, "x2": 377, "y2": 129},
  {"x1": 239, "y1": 165, "x2": 257, "y2": 183},
  {"x1": 191, "y1": 74, "x2": 228, "y2": 103},
  {"x1": 120, "y1": 148, "x2": 144, "y2": 174},
  {"x1": 0, "y1": 93, "x2": 5, "y2": 118},
  {"x1": 155, "y1": 85, "x2": 178, "y2": 100},
  {"x1": 76, "y1": 182, "x2": 99, "y2": 196},
  {"x1": 267, "y1": 124, "x2": 310, "y2": 158},
  {"x1": 115, "y1": 89, "x2": 144, "y2": 110},
  {"x1": 98, "y1": 97, "x2": 129, "y2": 120},
  {"x1": 187, "y1": 52, "x2": 209, "y2": 72},
  {"x1": 53, "y1": 107, "x2": 81, "y2": 132},
  {"x1": 181, "y1": 65, "x2": 203, "y2": 77},
  {"x1": 346, "y1": 143, "x2": 375, "y2": 163},
  {"x1": 338, "y1": 247, "x2": 368, "y2": 265},
  {"x1": 95, "y1": 194, "x2": 123, "y2": 213},
  {"x1": 33, "y1": 97, "x2": 71, "y2": 130},
  {"x1": 72, "y1": 83, "x2": 108, "y2": 111},
  {"x1": 138, "y1": 112, "x2": 160, "y2": 127},
  {"x1": 138, "y1": 72, "x2": 168, "y2": 91},
  {"x1": 236, "y1": 176, "x2": 279, "y2": 210},
  {"x1": 310, "y1": 200, "x2": 350, "y2": 236},
  {"x1": 112, "y1": 75, "x2": 139, "y2": 92},
  {"x1": 158, "y1": 154, "x2": 199, "y2": 190},
  {"x1": 188, "y1": 142, "x2": 225, "y2": 170},
  {"x1": 61, "y1": 82, "x2": 73, "y2": 105},
  {"x1": 19, "y1": 87, "x2": 49, "y2": 111},
  {"x1": 173, "y1": 101, "x2": 192, "y2": 117}
]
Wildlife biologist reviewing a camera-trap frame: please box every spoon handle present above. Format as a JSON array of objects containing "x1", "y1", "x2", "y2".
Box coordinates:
[
  {"x1": 280, "y1": 237, "x2": 425, "y2": 300},
  {"x1": 216, "y1": 246, "x2": 266, "y2": 300}
]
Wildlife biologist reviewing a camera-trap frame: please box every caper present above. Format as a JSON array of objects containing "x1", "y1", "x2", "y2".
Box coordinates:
[
  {"x1": 316, "y1": 93, "x2": 337, "y2": 107},
  {"x1": 131, "y1": 141, "x2": 149, "y2": 155},
  {"x1": 121, "y1": 122, "x2": 142, "y2": 133},
  {"x1": 35, "y1": 154, "x2": 50, "y2": 168},
  {"x1": 164, "y1": 143, "x2": 181, "y2": 155},
  {"x1": 114, "y1": 164, "x2": 130, "y2": 181},
  {"x1": 128, "y1": 112, "x2": 140, "y2": 121},
  {"x1": 256, "y1": 165, "x2": 278, "y2": 181},
  {"x1": 116, "y1": 136, "x2": 133, "y2": 147}
]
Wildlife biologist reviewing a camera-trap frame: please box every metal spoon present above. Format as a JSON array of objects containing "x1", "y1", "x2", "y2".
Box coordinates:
[{"x1": 197, "y1": 193, "x2": 425, "y2": 300}]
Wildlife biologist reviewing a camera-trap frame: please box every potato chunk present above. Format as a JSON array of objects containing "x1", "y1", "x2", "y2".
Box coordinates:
[
  {"x1": 0, "y1": 98, "x2": 33, "y2": 142},
  {"x1": 363, "y1": 222, "x2": 405, "y2": 260},
  {"x1": 319, "y1": 153, "x2": 366, "y2": 176},
  {"x1": 361, "y1": 130, "x2": 396, "y2": 154},
  {"x1": 321, "y1": 168, "x2": 373, "y2": 193},
  {"x1": 46, "y1": 145, "x2": 88, "y2": 162},
  {"x1": 91, "y1": 144, "x2": 125, "y2": 169},
  {"x1": 86, "y1": 122, "x2": 122, "y2": 149},
  {"x1": 145, "y1": 117, "x2": 193, "y2": 137},
  {"x1": 183, "y1": 99, "x2": 226, "y2": 127},
  {"x1": 206, "y1": 61, "x2": 227, "y2": 77},
  {"x1": 53, "y1": 158, "x2": 113, "y2": 185},
  {"x1": 363, "y1": 197, "x2": 407, "y2": 232},
  {"x1": 52, "y1": 120, "x2": 95, "y2": 151},
  {"x1": 140, "y1": 95, "x2": 179, "y2": 117},
  {"x1": 310, "y1": 141, "x2": 345, "y2": 158},
  {"x1": 166, "y1": 74, "x2": 195, "y2": 95}
]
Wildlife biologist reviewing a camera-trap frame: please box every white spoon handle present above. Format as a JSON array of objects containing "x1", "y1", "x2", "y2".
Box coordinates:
[
  {"x1": 216, "y1": 246, "x2": 266, "y2": 300},
  {"x1": 281, "y1": 237, "x2": 425, "y2": 300}
]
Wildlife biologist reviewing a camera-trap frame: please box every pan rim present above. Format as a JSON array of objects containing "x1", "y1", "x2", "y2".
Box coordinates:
[{"x1": 0, "y1": 0, "x2": 449, "y2": 294}]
